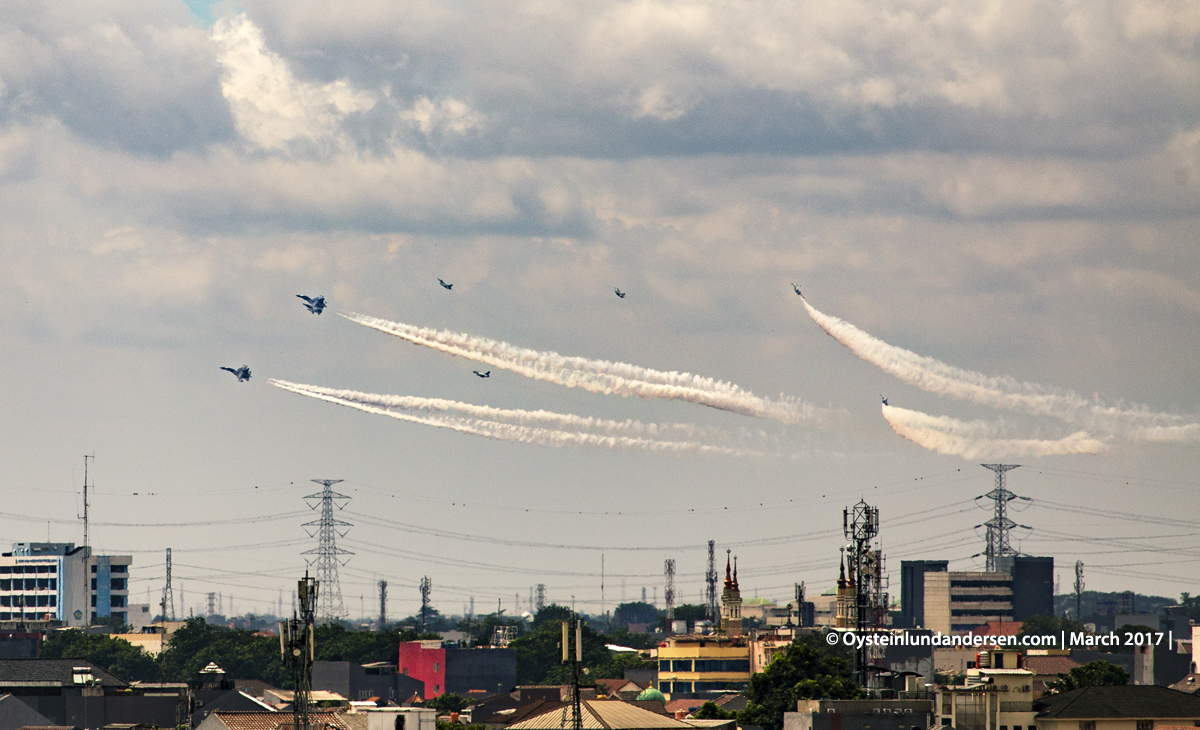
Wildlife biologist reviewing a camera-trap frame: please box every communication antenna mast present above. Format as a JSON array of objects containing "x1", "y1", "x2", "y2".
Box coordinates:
[
  {"x1": 705, "y1": 540, "x2": 718, "y2": 624},
  {"x1": 378, "y1": 580, "x2": 388, "y2": 627},
  {"x1": 978, "y1": 464, "x2": 1029, "y2": 572},
  {"x1": 281, "y1": 573, "x2": 318, "y2": 730},
  {"x1": 1074, "y1": 561, "x2": 1085, "y2": 619},
  {"x1": 206, "y1": 592, "x2": 216, "y2": 617},
  {"x1": 301, "y1": 479, "x2": 352, "y2": 623},
  {"x1": 160, "y1": 548, "x2": 175, "y2": 621},
  {"x1": 843, "y1": 500, "x2": 879, "y2": 687},
  {"x1": 419, "y1": 577, "x2": 432, "y2": 632},
  {"x1": 664, "y1": 559, "x2": 676, "y2": 630},
  {"x1": 80, "y1": 454, "x2": 94, "y2": 554},
  {"x1": 561, "y1": 618, "x2": 584, "y2": 730},
  {"x1": 536, "y1": 584, "x2": 546, "y2": 610},
  {"x1": 600, "y1": 554, "x2": 605, "y2": 625}
]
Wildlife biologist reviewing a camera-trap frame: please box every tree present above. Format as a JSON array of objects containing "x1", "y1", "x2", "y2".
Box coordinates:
[
  {"x1": 664, "y1": 604, "x2": 707, "y2": 629},
  {"x1": 1018, "y1": 615, "x2": 1085, "y2": 648},
  {"x1": 532, "y1": 604, "x2": 575, "y2": 629},
  {"x1": 426, "y1": 692, "x2": 472, "y2": 713},
  {"x1": 511, "y1": 612, "x2": 612, "y2": 685},
  {"x1": 1047, "y1": 660, "x2": 1129, "y2": 693},
  {"x1": 693, "y1": 702, "x2": 736, "y2": 720},
  {"x1": 613, "y1": 602, "x2": 659, "y2": 628},
  {"x1": 40, "y1": 630, "x2": 160, "y2": 683},
  {"x1": 739, "y1": 634, "x2": 861, "y2": 730},
  {"x1": 600, "y1": 626, "x2": 660, "y2": 651}
]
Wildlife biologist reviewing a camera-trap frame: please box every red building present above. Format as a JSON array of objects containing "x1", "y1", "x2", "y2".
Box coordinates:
[{"x1": 398, "y1": 640, "x2": 447, "y2": 698}]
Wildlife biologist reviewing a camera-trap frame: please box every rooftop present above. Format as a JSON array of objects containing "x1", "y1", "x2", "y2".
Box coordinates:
[
  {"x1": 0, "y1": 659, "x2": 127, "y2": 688},
  {"x1": 1036, "y1": 686, "x2": 1200, "y2": 719}
]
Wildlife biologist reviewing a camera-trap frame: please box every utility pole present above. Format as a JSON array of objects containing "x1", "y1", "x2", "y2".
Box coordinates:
[
  {"x1": 844, "y1": 500, "x2": 879, "y2": 688},
  {"x1": 160, "y1": 548, "x2": 175, "y2": 621},
  {"x1": 378, "y1": 580, "x2": 388, "y2": 627},
  {"x1": 561, "y1": 617, "x2": 584, "y2": 730},
  {"x1": 664, "y1": 559, "x2": 676, "y2": 632},
  {"x1": 1074, "y1": 561, "x2": 1085, "y2": 620},
  {"x1": 281, "y1": 573, "x2": 318, "y2": 730},
  {"x1": 302, "y1": 479, "x2": 352, "y2": 623},
  {"x1": 705, "y1": 540, "x2": 718, "y2": 625},
  {"x1": 978, "y1": 464, "x2": 1029, "y2": 572},
  {"x1": 419, "y1": 577, "x2": 432, "y2": 633}
]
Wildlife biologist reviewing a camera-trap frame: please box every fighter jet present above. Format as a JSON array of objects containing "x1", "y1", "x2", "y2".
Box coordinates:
[
  {"x1": 473, "y1": 370, "x2": 491, "y2": 378},
  {"x1": 880, "y1": 394, "x2": 888, "y2": 406},
  {"x1": 438, "y1": 278, "x2": 453, "y2": 290},
  {"x1": 221, "y1": 366, "x2": 252, "y2": 382},
  {"x1": 297, "y1": 294, "x2": 326, "y2": 314},
  {"x1": 614, "y1": 288, "x2": 626, "y2": 299},
  {"x1": 792, "y1": 283, "x2": 802, "y2": 296}
]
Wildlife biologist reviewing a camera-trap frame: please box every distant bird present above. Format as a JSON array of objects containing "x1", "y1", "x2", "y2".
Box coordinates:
[
  {"x1": 792, "y1": 283, "x2": 802, "y2": 296},
  {"x1": 880, "y1": 394, "x2": 888, "y2": 406},
  {"x1": 614, "y1": 288, "x2": 626, "y2": 299},
  {"x1": 297, "y1": 294, "x2": 326, "y2": 314},
  {"x1": 221, "y1": 366, "x2": 252, "y2": 382},
  {"x1": 438, "y1": 278, "x2": 453, "y2": 290},
  {"x1": 473, "y1": 370, "x2": 491, "y2": 378}
]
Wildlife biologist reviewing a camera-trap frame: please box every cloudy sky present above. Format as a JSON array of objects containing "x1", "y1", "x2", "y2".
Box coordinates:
[{"x1": 2, "y1": 0, "x2": 1198, "y2": 622}]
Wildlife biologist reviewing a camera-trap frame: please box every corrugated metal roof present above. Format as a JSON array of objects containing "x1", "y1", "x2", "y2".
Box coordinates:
[{"x1": 508, "y1": 701, "x2": 690, "y2": 730}]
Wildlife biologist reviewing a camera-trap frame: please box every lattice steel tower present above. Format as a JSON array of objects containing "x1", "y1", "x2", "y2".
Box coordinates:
[
  {"x1": 419, "y1": 577, "x2": 432, "y2": 632},
  {"x1": 160, "y1": 548, "x2": 175, "y2": 621},
  {"x1": 705, "y1": 540, "x2": 719, "y2": 624},
  {"x1": 843, "y1": 500, "x2": 879, "y2": 687},
  {"x1": 978, "y1": 464, "x2": 1029, "y2": 572},
  {"x1": 378, "y1": 580, "x2": 388, "y2": 627},
  {"x1": 663, "y1": 559, "x2": 676, "y2": 629},
  {"x1": 302, "y1": 479, "x2": 353, "y2": 623}
]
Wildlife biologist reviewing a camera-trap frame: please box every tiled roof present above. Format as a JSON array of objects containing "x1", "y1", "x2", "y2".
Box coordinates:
[
  {"x1": 1024, "y1": 656, "x2": 1080, "y2": 677},
  {"x1": 664, "y1": 701, "x2": 701, "y2": 715},
  {"x1": 0, "y1": 659, "x2": 127, "y2": 687},
  {"x1": 1036, "y1": 686, "x2": 1200, "y2": 719},
  {"x1": 213, "y1": 711, "x2": 348, "y2": 730},
  {"x1": 1169, "y1": 674, "x2": 1200, "y2": 695}
]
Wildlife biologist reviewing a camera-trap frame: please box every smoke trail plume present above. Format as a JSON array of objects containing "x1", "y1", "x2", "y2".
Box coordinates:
[
  {"x1": 270, "y1": 379, "x2": 759, "y2": 455},
  {"x1": 882, "y1": 404, "x2": 1106, "y2": 458},
  {"x1": 802, "y1": 297, "x2": 1199, "y2": 440},
  {"x1": 341, "y1": 312, "x2": 824, "y2": 425}
]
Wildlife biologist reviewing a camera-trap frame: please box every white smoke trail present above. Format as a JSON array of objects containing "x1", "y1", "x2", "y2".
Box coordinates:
[
  {"x1": 341, "y1": 312, "x2": 824, "y2": 424},
  {"x1": 270, "y1": 379, "x2": 759, "y2": 456},
  {"x1": 802, "y1": 297, "x2": 1199, "y2": 441},
  {"x1": 881, "y1": 404, "x2": 1106, "y2": 458}
]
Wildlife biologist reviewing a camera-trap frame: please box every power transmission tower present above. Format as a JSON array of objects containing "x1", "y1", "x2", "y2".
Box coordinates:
[
  {"x1": 378, "y1": 580, "x2": 388, "y2": 627},
  {"x1": 704, "y1": 540, "x2": 718, "y2": 624},
  {"x1": 664, "y1": 559, "x2": 676, "y2": 631},
  {"x1": 536, "y1": 584, "x2": 546, "y2": 610},
  {"x1": 1074, "y1": 561, "x2": 1085, "y2": 619},
  {"x1": 978, "y1": 464, "x2": 1030, "y2": 572},
  {"x1": 160, "y1": 548, "x2": 175, "y2": 620},
  {"x1": 419, "y1": 577, "x2": 432, "y2": 632},
  {"x1": 206, "y1": 593, "x2": 216, "y2": 617},
  {"x1": 302, "y1": 479, "x2": 353, "y2": 623},
  {"x1": 844, "y1": 500, "x2": 879, "y2": 688},
  {"x1": 281, "y1": 573, "x2": 318, "y2": 730}
]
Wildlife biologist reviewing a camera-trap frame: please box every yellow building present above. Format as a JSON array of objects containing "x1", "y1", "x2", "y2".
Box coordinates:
[{"x1": 656, "y1": 635, "x2": 751, "y2": 697}]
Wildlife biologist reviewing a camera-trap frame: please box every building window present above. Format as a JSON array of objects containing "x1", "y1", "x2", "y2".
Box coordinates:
[
  {"x1": 91, "y1": 596, "x2": 97, "y2": 607},
  {"x1": 111, "y1": 579, "x2": 126, "y2": 591},
  {"x1": 1079, "y1": 723, "x2": 1096, "y2": 730},
  {"x1": 434, "y1": 662, "x2": 439, "y2": 672},
  {"x1": 1136, "y1": 723, "x2": 1153, "y2": 730},
  {"x1": 434, "y1": 685, "x2": 440, "y2": 693},
  {"x1": 91, "y1": 578, "x2": 97, "y2": 590},
  {"x1": 111, "y1": 595, "x2": 126, "y2": 608},
  {"x1": 111, "y1": 565, "x2": 127, "y2": 573},
  {"x1": 672, "y1": 659, "x2": 693, "y2": 672},
  {"x1": 659, "y1": 660, "x2": 670, "y2": 672}
]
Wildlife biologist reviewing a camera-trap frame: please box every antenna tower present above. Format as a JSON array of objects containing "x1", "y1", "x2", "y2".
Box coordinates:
[
  {"x1": 281, "y1": 573, "x2": 318, "y2": 730},
  {"x1": 1074, "y1": 561, "x2": 1085, "y2": 619},
  {"x1": 160, "y1": 548, "x2": 175, "y2": 620},
  {"x1": 704, "y1": 540, "x2": 718, "y2": 624},
  {"x1": 600, "y1": 554, "x2": 605, "y2": 626},
  {"x1": 843, "y1": 500, "x2": 879, "y2": 687},
  {"x1": 664, "y1": 559, "x2": 676, "y2": 630},
  {"x1": 419, "y1": 576, "x2": 432, "y2": 632},
  {"x1": 301, "y1": 479, "x2": 353, "y2": 623},
  {"x1": 561, "y1": 618, "x2": 584, "y2": 730},
  {"x1": 978, "y1": 464, "x2": 1029, "y2": 572},
  {"x1": 536, "y1": 584, "x2": 546, "y2": 611},
  {"x1": 206, "y1": 592, "x2": 216, "y2": 616},
  {"x1": 378, "y1": 580, "x2": 388, "y2": 627},
  {"x1": 81, "y1": 454, "x2": 94, "y2": 554}
]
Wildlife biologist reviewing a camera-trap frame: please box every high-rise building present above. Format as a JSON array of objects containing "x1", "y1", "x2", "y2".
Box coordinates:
[
  {"x1": 0, "y1": 543, "x2": 131, "y2": 626},
  {"x1": 898, "y1": 556, "x2": 1053, "y2": 634}
]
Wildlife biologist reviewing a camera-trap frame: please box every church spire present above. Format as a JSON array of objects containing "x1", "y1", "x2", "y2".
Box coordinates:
[
  {"x1": 732, "y1": 556, "x2": 739, "y2": 590},
  {"x1": 724, "y1": 549, "x2": 733, "y2": 589}
]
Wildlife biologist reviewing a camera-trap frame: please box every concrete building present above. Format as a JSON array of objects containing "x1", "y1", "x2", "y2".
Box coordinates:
[
  {"x1": 899, "y1": 558, "x2": 1053, "y2": 634},
  {"x1": 784, "y1": 699, "x2": 934, "y2": 730},
  {"x1": 313, "y1": 662, "x2": 426, "y2": 703},
  {"x1": 655, "y1": 636, "x2": 750, "y2": 697},
  {"x1": 0, "y1": 543, "x2": 131, "y2": 627},
  {"x1": 0, "y1": 658, "x2": 187, "y2": 728},
  {"x1": 935, "y1": 650, "x2": 1037, "y2": 730},
  {"x1": 397, "y1": 641, "x2": 515, "y2": 698},
  {"x1": 1032, "y1": 685, "x2": 1200, "y2": 730}
]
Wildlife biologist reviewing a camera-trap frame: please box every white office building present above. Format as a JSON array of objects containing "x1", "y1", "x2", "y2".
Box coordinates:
[{"x1": 0, "y1": 542, "x2": 131, "y2": 627}]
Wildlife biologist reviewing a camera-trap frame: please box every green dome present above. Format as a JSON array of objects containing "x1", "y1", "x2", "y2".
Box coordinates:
[{"x1": 636, "y1": 687, "x2": 666, "y2": 702}]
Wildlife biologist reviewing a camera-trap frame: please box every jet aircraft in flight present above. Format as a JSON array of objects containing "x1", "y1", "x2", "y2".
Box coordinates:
[
  {"x1": 792, "y1": 283, "x2": 802, "y2": 296},
  {"x1": 438, "y1": 278, "x2": 453, "y2": 290},
  {"x1": 473, "y1": 370, "x2": 491, "y2": 378},
  {"x1": 221, "y1": 366, "x2": 252, "y2": 382},
  {"x1": 880, "y1": 394, "x2": 888, "y2": 406},
  {"x1": 297, "y1": 294, "x2": 326, "y2": 314},
  {"x1": 614, "y1": 288, "x2": 626, "y2": 298}
]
